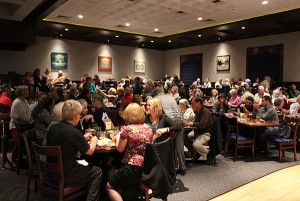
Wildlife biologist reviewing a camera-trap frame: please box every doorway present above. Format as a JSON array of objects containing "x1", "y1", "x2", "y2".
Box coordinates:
[{"x1": 180, "y1": 53, "x2": 203, "y2": 85}]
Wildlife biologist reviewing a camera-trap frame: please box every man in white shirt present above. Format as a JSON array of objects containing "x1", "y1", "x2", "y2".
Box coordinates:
[
  {"x1": 290, "y1": 95, "x2": 300, "y2": 115},
  {"x1": 193, "y1": 78, "x2": 201, "y2": 87},
  {"x1": 203, "y1": 78, "x2": 211, "y2": 88},
  {"x1": 215, "y1": 78, "x2": 222, "y2": 88},
  {"x1": 254, "y1": 86, "x2": 269, "y2": 105}
]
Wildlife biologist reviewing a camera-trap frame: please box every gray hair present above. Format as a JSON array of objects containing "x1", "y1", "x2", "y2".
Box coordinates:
[
  {"x1": 62, "y1": 100, "x2": 82, "y2": 121},
  {"x1": 179, "y1": 99, "x2": 191, "y2": 110},
  {"x1": 229, "y1": 89, "x2": 237, "y2": 95},
  {"x1": 172, "y1": 86, "x2": 178, "y2": 93},
  {"x1": 273, "y1": 90, "x2": 282, "y2": 98},
  {"x1": 224, "y1": 78, "x2": 229, "y2": 82},
  {"x1": 154, "y1": 86, "x2": 165, "y2": 97},
  {"x1": 53, "y1": 102, "x2": 64, "y2": 122},
  {"x1": 258, "y1": 85, "x2": 264, "y2": 90},
  {"x1": 274, "y1": 97, "x2": 283, "y2": 107},
  {"x1": 78, "y1": 99, "x2": 88, "y2": 107},
  {"x1": 211, "y1": 89, "x2": 218, "y2": 95}
]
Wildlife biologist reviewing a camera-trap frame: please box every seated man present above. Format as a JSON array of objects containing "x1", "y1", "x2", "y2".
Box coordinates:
[
  {"x1": 92, "y1": 94, "x2": 108, "y2": 130},
  {"x1": 112, "y1": 87, "x2": 124, "y2": 105},
  {"x1": 193, "y1": 78, "x2": 201, "y2": 87},
  {"x1": 254, "y1": 86, "x2": 269, "y2": 105},
  {"x1": 214, "y1": 78, "x2": 222, "y2": 88},
  {"x1": 253, "y1": 95, "x2": 279, "y2": 149},
  {"x1": 203, "y1": 78, "x2": 211, "y2": 88},
  {"x1": 241, "y1": 86, "x2": 255, "y2": 103},
  {"x1": 0, "y1": 83, "x2": 12, "y2": 113},
  {"x1": 239, "y1": 96, "x2": 254, "y2": 115},
  {"x1": 289, "y1": 95, "x2": 300, "y2": 115},
  {"x1": 184, "y1": 97, "x2": 213, "y2": 159},
  {"x1": 47, "y1": 100, "x2": 102, "y2": 201},
  {"x1": 289, "y1": 84, "x2": 300, "y2": 98},
  {"x1": 117, "y1": 87, "x2": 133, "y2": 105}
]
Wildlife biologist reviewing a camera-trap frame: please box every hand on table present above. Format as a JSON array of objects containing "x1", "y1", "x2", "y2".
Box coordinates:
[{"x1": 84, "y1": 133, "x2": 93, "y2": 141}]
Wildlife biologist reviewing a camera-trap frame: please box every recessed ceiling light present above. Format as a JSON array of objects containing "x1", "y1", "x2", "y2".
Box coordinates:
[
  {"x1": 107, "y1": 40, "x2": 109, "y2": 42},
  {"x1": 142, "y1": 44, "x2": 144, "y2": 47},
  {"x1": 262, "y1": 1, "x2": 268, "y2": 5},
  {"x1": 241, "y1": 26, "x2": 246, "y2": 29},
  {"x1": 125, "y1": 23, "x2": 130, "y2": 27},
  {"x1": 168, "y1": 40, "x2": 172, "y2": 43},
  {"x1": 198, "y1": 17, "x2": 203, "y2": 21},
  {"x1": 151, "y1": 40, "x2": 154, "y2": 43},
  {"x1": 154, "y1": 28, "x2": 159, "y2": 32},
  {"x1": 198, "y1": 34, "x2": 202, "y2": 37},
  {"x1": 78, "y1": 15, "x2": 83, "y2": 18},
  {"x1": 218, "y1": 37, "x2": 221, "y2": 40},
  {"x1": 65, "y1": 28, "x2": 69, "y2": 31},
  {"x1": 115, "y1": 35, "x2": 119, "y2": 38},
  {"x1": 60, "y1": 34, "x2": 62, "y2": 37}
]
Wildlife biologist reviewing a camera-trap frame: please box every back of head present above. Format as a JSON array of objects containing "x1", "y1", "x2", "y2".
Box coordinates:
[
  {"x1": 123, "y1": 103, "x2": 145, "y2": 124},
  {"x1": 1, "y1": 83, "x2": 11, "y2": 92},
  {"x1": 93, "y1": 94, "x2": 103, "y2": 104},
  {"x1": 62, "y1": 100, "x2": 82, "y2": 121},
  {"x1": 274, "y1": 97, "x2": 283, "y2": 107},
  {"x1": 53, "y1": 102, "x2": 64, "y2": 122},
  {"x1": 153, "y1": 86, "x2": 165, "y2": 97}
]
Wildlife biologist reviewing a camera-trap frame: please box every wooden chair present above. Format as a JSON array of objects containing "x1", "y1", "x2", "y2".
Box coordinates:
[
  {"x1": 22, "y1": 129, "x2": 39, "y2": 201},
  {"x1": 266, "y1": 116, "x2": 300, "y2": 162},
  {"x1": 15, "y1": 123, "x2": 33, "y2": 174},
  {"x1": 32, "y1": 142, "x2": 87, "y2": 201},
  {"x1": 0, "y1": 113, "x2": 14, "y2": 169},
  {"x1": 224, "y1": 118, "x2": 255, "y2": 161}
]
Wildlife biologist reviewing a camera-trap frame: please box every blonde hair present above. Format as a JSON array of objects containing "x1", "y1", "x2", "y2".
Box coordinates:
[
  {"x1": 123, "y1": 103, "x2": 145, "y2": 124},
  {"x1": 117, "y1": 87, "x2": 124, "y2": 93},
  {"x1": 53, "y1": 102, "x2": 64, "y2": 122},
  {"x1": 147, "y1": 97, "x2": 164, "y2": 118},
  {"x1": 62, "y1": 100, "x2": 82, "y2": 121},
  {"x1": 15, "y1": 85, "x2": 28, "y2": 97},
  {"x1": 108, "y1": 87, "x2": 116, "y2": 95},
  {"x1": 78, "y1": 99, "x2": 88, "y2": 107}
]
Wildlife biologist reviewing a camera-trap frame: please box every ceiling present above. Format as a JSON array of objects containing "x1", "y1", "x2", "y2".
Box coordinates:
[{"x1": 1, "y1": 0, "x2": 300, "y2": 50}]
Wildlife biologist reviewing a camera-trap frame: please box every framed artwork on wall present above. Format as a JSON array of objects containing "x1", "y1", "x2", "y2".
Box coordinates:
[
  {"x1": 99, "y1": 56, "x2": 112, "y2": 71},
  {"x1": 134, "y1": 59, "x2": 146, "y2": 73},
  {"x1": 51, "y1": 52, "x2": 68, "y2": 69},
  {"x1": 217, "y1": 55, "x2": 230, "y2": 71}
]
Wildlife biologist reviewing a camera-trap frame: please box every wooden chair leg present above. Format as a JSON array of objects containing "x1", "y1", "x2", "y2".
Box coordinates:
[
  {"x1": 234, "y1": 144, "x2": 238, "y2": 162},
  {"x1": 145, "y1": 189, "x2": 149, "y2": 201},
  {"x1": 26, "y1": 176, "x2": 31, "y2": 201},
  {"x1": 266, "y1": 141, "x2": 270, "y2": 158},
  {"x1": 252, "y1": 143, "x2": 255, "y2": 161},
  {"x1": 294, "y1": 144, "x2": 297, "y2": 161},
  {"x1": 279, "y1": 144, "x2": 282, "y2": 162},
  {"x1": 224, "y1": 141, "x2": 229, "y2": 158}
]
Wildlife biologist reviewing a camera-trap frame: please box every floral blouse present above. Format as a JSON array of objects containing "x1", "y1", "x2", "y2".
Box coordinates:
[{"x1": 120, "y1": 123, "x2": 153, "y2": 167}]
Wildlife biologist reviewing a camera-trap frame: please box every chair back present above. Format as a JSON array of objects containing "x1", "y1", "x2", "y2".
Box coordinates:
[
  {"x1": 226, "y1": 117, "x2": 238, "y2": 140},
  {"x1": 32, "y1": 142, "x2": 64, "y2": 190},
  {"x1": 22, "y1": 129, "x2": 38, "y2": 172},
  {"x1": 285, "y1": 116, "x2": 300, "y2": 141}
]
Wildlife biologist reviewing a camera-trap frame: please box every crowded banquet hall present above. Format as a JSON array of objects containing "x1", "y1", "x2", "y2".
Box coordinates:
[{"x1": 1, "y1": 0, "x2": 300, "y2": 201}]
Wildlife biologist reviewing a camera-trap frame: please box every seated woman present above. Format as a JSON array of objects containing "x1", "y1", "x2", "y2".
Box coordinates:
[
  {"x1": 211, "y1": 89, "x2": 218, "y2": 103},
  {"x1": 31, "y1": 96, "x2": 55, "y2": 144},
  {"x1": 10, "y1": 85, "x2": 31, "y2": 166},
  {"x1": 107, "y1": 103, "x2": 153, "y2": 201},
  {"x1": 97, "y1": 87, "x2": 117, "y2": 102},
  {"x1": 77, "y1": 99, "x2": 94, "y2": 133},
  {"x1": 179, "y1": 99, "x2": 195, "y2": 122},
  {"x1": 189, "y1": 84, "x2": 203, "y2": 102},
  {"x1": 145, "y1": 97, "x2": 181, "y2": 142},
  {"x1": 212, "y1": 93, "x2": 230, "y2": 114},
  {"x1": 228, "y1": 89, "x2": 242, "y2": 108},
  {"x1": 113, "y1": 102, "x2": 128, "y2": 129}
]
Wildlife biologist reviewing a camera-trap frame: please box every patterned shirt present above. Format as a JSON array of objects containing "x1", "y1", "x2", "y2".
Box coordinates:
[{"x1": 120, "y1": 123, "x2": 153, "y2": 167}]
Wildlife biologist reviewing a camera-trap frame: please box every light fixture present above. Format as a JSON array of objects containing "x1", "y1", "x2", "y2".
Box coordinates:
[
  {"x1": 168, "y1": 40, "x2": 172, "y2": 43},
  {"x1": 198, "y1": 34, "x2": 202, "y2": 37},
  {"x1": 241, "y1": 26, "x2": 245, "y2": 30},
  {"x1": 107, "y1": 40, "x2": 110, "y2": 42},
  {"x1": 198, "y1": 17, "x2": 203, "y2": 21},
  {"x1": 218, "y1": 37, "x2": 221, "y2": 40},
  {"x1": 262, "y1": 1, "x2": 268, "y2": 5},
  {"x1": 60, "y1": 34, "x2": 62, "y2": 37},
  {"x1": 151, "y1": 40, "x2": 154, "y2": 43},
  {"x1": 142, "y1": 44, "x2": 144, "y2": 46},
  {"x1": 154, "y1": 28, "x2": 159, "y2": 32},
  {"x1": 115, "y1": 35, "x2": 119, "y2": 38},
  {"x1": 78, "y1": 15, "x2": 83, "y2": 18},
  {"x1": 65, "y1": 28, "x2": 69, "y2": 31},
  {"x1": 125, "y1": 23, "x2": 130, "y2": 26}
]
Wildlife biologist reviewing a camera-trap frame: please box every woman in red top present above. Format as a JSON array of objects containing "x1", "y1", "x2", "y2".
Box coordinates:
[{"x1": 107, "y1": 103, "x2": 153, "y2": 201}]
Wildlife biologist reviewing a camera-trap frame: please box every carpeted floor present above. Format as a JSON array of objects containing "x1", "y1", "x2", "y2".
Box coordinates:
[{"x1": 1, "y1": 148, "x2": 300, "y2": 201}]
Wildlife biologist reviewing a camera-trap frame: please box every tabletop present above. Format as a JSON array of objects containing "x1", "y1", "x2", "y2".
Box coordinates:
[{"x1": 237, "y1": 119, "x2": 281, "y2": 127}]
